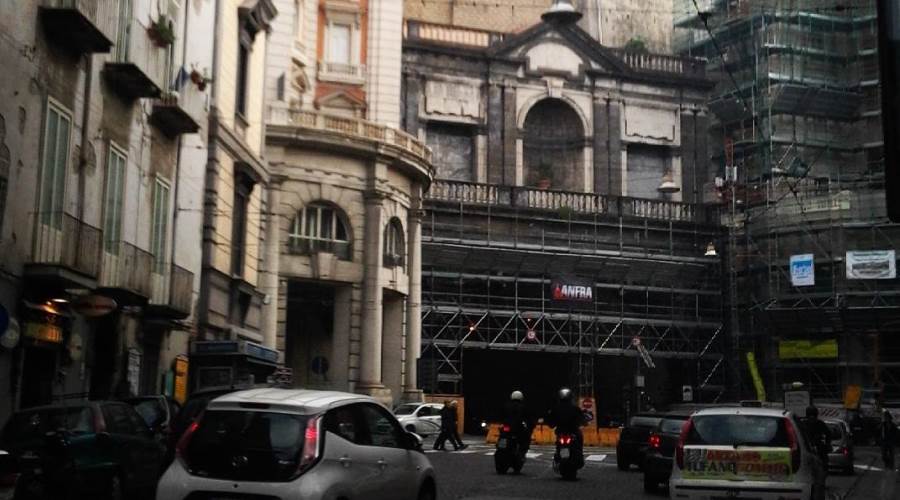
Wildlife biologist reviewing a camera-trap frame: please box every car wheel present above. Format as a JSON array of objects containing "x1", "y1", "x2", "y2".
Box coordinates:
[
  {"x1": 616, "y1": 454, "x2": 629, "y2": 471},
  {"x1": 560, "y1": 465, "x2": 578, "y2": 481},
  {"x1": 643, "y1": 474, "x2": 657, "y2": 493},
  {"x1": 417, "y1": 484, "x2": 436, "y2": 500}
]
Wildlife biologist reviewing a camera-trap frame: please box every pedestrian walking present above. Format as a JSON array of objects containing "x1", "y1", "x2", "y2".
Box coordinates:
[
  {"x1": 879, "y1": 410, "x2": 897, "y2": 470},
  {"x1": 433, "y1": 401, "x2": 459, "y2": 451},
  {"x1": 800, "y1": 406, "x2": 831, "y2": 469},
  {"x1": 448, "y1": 400, "x2": 468, "y2": 450}
]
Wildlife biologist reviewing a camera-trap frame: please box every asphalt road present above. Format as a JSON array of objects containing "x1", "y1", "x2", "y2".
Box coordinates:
[{"x1": 425, "y1": 440, "x2": 899, "y2": 500}]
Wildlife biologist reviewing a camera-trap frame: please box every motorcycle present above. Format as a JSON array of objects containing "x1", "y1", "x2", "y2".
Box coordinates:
[
  {"x1": 553, "y1": 432, "x2": 583, "y2": 480},
  {"x1": 494, "y1": 423, "x2": 526, "y2": 474}
]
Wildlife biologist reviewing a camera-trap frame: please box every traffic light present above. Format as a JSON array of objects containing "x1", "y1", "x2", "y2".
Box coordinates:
[{"x1": 878, "y1": 1, "x2": 900, "y2": 221}]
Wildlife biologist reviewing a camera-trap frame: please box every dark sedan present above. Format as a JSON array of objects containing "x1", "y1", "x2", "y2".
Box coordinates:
[
  {"x1": 0, "y1": 401, "x2": 164, "y2": 499},
  {"x1": 641, "y1": 413, "x2": 690, "y2": 493},
  {"x1": 616, "y1": 413, "x2": 662, "y2": 471}
]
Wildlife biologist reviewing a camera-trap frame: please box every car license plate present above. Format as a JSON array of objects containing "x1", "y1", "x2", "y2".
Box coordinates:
[
  {"x1": 560, "y1": 448, "x2": 570, "y2": 459},
  {"x1": 497, "y1": 438, "x2": 507, "y2": 449}
]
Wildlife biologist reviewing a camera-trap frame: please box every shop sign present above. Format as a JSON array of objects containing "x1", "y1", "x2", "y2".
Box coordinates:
[
  {"x1": 846, "y1": 250, "x2": 896, "y2": 279},
  {"x1": 682, "y1": 448, "x2": 792, "y2": 481},
  {"x1": 174, "y1": 356, "x2": 188, "y2": 404},
  {"x1": 73, "y1": 294, "x2": 117, "y2": 317},
  {"x1": 789, "y1": 254, "x2": 815, "y2": 286},
  {"x1": 24, "y1": 322, "x2": 63, "y2": 344},
  {"x1": 550, "y1": 276, "x2": 593, "y2": 303},
  {"x1": 778, "y1": 339, "x2": 838, "y2": 360}
]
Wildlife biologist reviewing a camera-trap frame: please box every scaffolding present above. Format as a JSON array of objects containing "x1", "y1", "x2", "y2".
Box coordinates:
[
  {"x1": 420, "y1": 180, "x2": 726, "y2": 413},
  {"x1": 676, "y1": 0, "x2": 900, "y2": 402}
]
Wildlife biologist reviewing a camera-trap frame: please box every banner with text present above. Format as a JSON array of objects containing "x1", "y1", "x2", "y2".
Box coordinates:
[
  {"x1": 790, "y1": 254, "x2": 815, "y2": 286},
  {"x1": 550, "y1": 276, "x2": 594, "y2": 304},
  {"x1": 846, "y1": 250, "x2": 896, "y2": 279}
]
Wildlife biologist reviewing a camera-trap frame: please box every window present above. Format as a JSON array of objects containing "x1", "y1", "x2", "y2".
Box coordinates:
[
  {"x1": 359, "y1": 403, "x2": 403, "y2": 448},
  {"x1": 102, "y1": 404, "x2": 137, "y2": 435},
  {"x1": 324, "y1": 406, "x2": 361, "y2": 444},
  {"x1": 39, "y1": 102, "x2": 71, "y2": 228},
  {"x1": 236, "y1": 42, "x2": 249, "y2": 117},
  {"x1": 383, "y1": 218, "x2": 405, "y2": 268},
  {"x1": 328, "y1": 23, "x2": 351, "y2": 64},
  {"x1": 150, "y1": 178, "x2": 171, "y2": 273},
  {"x1": 231, "y1": 173, "x2": 254, "y2": 277},
  {"x1": 685, "y1": 415, "x2": 789, "y2": 447},
  {"x1": 102, "y1": 144, "x2": 126, "y2": 254},
  {"x1": 288, "y1": 203, "x2": 351, "y2": 260}
]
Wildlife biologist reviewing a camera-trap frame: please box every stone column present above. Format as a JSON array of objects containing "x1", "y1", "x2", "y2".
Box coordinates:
[
  {"x1": 262, "y1": 180, "x2": 282, "y2": 350},
  {"x1": 403, "y1": 190, "x2": 424, "y2": 402},
  {"x1": 358, "y1": 190, "x2": 390, "y2": 403}
]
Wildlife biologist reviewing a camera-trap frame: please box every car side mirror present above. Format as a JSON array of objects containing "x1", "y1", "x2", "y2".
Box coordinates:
[{"x1": 405, "y1": 431, "x2": 423, "y2": 451}]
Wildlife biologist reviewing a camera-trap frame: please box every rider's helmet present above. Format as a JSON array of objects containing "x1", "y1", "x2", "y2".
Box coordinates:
[
  {"x1": 510, "y1": 390, "x2": 524, "y2": 401},
  {"x1": 805, "y1": 405, "x2": 819, "y2": 418},
  {"x1": 558, "y1": 387, "x2": 573, "y2": 401}
]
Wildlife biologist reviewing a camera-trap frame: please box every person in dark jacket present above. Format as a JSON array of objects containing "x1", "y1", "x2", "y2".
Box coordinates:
[
  {"x1": 433, "y1": 401, "x2": 457, "y2": 451},
  {"x1": 448, "y1": 400, "x2": 467, "y2": 450},
  {"x1": 545, "y1": 388, "x2": 587, "y2": 465},
  {"x1": 503, "y1": 390, "x2": 533, "y2": 458},
  {"x1": 801, "y1": 406, "x2": 831, "y2": 468},
  {"x1": 879, "y1": 410, "x2": 898, "y2": 470}
]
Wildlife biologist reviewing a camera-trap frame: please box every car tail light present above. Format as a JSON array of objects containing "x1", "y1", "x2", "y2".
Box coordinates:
[
  {"x1": 175, "y1": 420, "x2": 200, "y2": 467},
  {"x1": 93, "y1": 407, "x2": 106, "y2": 433},
  {"x1": 0, "y1": 472, "x2": 19, "y2": 488},
  {"x1": 675, "y1": 418, "x2": 693, "y2": 469},
  {"x1": 648, "y1": 433, "x2": 661, "y2": 449},
  {"x1": 297, "y1": 416, "x2": 322, "y2": 476},
  {"x1": 784, "y1": 418, "x2": 801, "y2": 473},
  {"x1": 501, "y1": 424, "x2": 511, "y2": 433},
  {"x1": 558, "y1": 434, "x2": 573, "y2": 446},
  {"x1": 841, "y1": 446, "x2": 849, "y2": 456}
]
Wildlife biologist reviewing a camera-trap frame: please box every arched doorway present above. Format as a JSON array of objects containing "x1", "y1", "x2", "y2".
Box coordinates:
[{"x1": 522, "y1": 98, "x2": 586, "y2": 191}]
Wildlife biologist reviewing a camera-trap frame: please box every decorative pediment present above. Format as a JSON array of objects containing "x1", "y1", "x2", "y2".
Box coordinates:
[
  {"x1": 316, "y1": 89, "x2": 367, "y2": 113},
  {"x1": 488, "y1": 23, "x2": 629, "y2": 77}
]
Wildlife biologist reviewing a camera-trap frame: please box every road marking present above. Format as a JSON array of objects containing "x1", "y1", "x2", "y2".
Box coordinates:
[
  {"x1": 456, "y1": 449, "x2": 480, "y2": 454},
  {"x1": 526, "y1": 452, "x2": 542, "y2": 459},
  {"x1": 854, "y1": 463, "x2": 884, "y2": 472},
  {"x1": 585, "y1": 454, "x2": 607, "y2": 462},
  {"x1": 484, "y1": 452, "x2": 494, "y2": 456}
]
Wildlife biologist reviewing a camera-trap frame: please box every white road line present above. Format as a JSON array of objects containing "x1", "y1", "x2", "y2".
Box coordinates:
[
  {"x1": 854, "y1": 463, "x2": 884, "y2": 472},
  {"x1": 526, "y1": 452, "x2": 542, "y2": 459},
  {"x1": 484, "y1": 452, "x2": 494, "y2": 456},
  {"x1": 585, "y1": 454, "x2": 607, "y2": 462}
]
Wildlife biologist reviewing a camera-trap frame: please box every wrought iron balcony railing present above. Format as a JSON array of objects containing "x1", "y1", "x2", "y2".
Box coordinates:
[
  {"x1": 149, "y1": 262, "x2": 194, "y2": 318},
  {"x1": 99, "y1": 241, "x2": 154, "y2": 298},
  {"x1": 30, "y1": 212, "x2": 102, "y2": 278}
]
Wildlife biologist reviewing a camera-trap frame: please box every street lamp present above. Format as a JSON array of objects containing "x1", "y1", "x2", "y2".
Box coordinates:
[{"x1": 657, "y1": 170, "x2": 680, "y2": 194}]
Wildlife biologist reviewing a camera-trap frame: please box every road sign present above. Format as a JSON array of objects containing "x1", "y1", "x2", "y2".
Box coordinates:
[
  {"x1": 784, "y1": 389, "x2": 810, "y2": 416},
  {"x1": 682, "y1": 385, "x2": 693, "y2": 402},
  {"x1": 635, "y1": 375, "x2": 645, "y2": 388}
]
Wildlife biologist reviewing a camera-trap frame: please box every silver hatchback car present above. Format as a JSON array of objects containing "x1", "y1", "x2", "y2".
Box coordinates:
[{"x1": 156, "y1": 388, "x2": 437, "y2": 500}]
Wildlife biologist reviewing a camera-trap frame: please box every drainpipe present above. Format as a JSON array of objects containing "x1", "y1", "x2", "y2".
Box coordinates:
[{"x1": 77, "y1": 55, "x2": 93, "y2": 225}]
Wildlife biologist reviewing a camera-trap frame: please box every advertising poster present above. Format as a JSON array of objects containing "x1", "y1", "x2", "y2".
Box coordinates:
[
  {"x1": 778, "y1": 339, "x2": 838, "y2": 359},
  {"x1": 846, "y1": 250, "x2": 896, "y2": 279},
  {"x1": 683, "y1": 447, "x2": 792, "y2": 481},
  {"x1": 790, "y1": 254, "x2": 815, "y2": 286},
  {"x1": 550, "y1": 276, "x2": 594, "y2": 304}
]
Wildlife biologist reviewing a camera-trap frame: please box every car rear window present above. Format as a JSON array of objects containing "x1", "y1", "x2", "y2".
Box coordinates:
[
  {"x1": 825, "y1": 422, "x2": 843, "y2": 440},
  {"x1": 2, "y1": 407, "x2": 94, "y2": 446},
  {"x1": 130, "y1": 399, "x2": 165, "y2": 427},
  {"x1": 660, "y1": 418, "x2": 688, "y2": 434},
  {"x1": 630, "y1": 416, "x2": 662, "y2": 428},
  {"x1": 185, "y1": 410, "x2": 309, "y2": 482},
  {"x1": 686, "y1": 414, "x2": 789, "y2": 447}
]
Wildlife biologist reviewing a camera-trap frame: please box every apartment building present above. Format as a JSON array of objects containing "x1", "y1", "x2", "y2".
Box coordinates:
[
  {"x1": 0, "y1": 0, "x2": 210, "y2": 422},
  {"x1": 264, "y1": 0, "x2": 432, "y2": 405}
]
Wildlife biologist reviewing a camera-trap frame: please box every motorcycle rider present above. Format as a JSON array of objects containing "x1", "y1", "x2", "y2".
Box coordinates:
[
  {"x1": 503, "y1": 390, "x2": 532, "y2": 459},
  {"x1": 545, "y1": 387, "x2": 587, "y2": 466}
]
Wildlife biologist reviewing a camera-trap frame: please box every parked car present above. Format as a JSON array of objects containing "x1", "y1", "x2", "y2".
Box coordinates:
[
  {"x1": 156, "y1": 388, "x2": 437, "y2": 500},
  {"x1": 641, "y1": 413, "x2": 690, "y2": 492},
  {"x1": 0, "y1": 449, "x2": 16, "y2": 500},
  {"x1": 616, "y1": 413, "x2": 662, "y2": 470},
  {"x1": 669, "y1": 404, "x2": 827, "y2": 500},
  {"x1": 394, "y1": 402, "x2": 444, "y2": 437},
  {"x1": 165, "y1": 386, "x2": 244, "y2": 462},
  {"x1": 0, "y1": 401, "x2": 165, "y2": 500},
  {"x1": 125, "y1": 395, "x2": 181, "y2": 433},
  {"x1": 824, "y1": 418, "x2": 854, "y2": 475}
]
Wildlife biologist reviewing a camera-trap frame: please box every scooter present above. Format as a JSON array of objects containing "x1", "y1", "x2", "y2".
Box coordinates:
[
  {"x1": 494, "y1": 423, "x2": 526, "y2": 474},
  {"x1": 553, "y1": 432, "x2": 583, "y2": 480}
]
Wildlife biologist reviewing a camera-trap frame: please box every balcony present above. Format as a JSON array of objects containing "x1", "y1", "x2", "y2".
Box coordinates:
[
  {"x1": 146, "y1": 263, "x2": 194, "y2": 319},
  {"x1": 39, "y1": 0, "x2": 117, "y2": 53},
  {"x1": 316, "y1": 61, "x2": 367, "y2": 85},
  {"x1": 426, "y1": 180, "x2": 714, "y2": 224},
  {"x1": 150, "y1": 84, "x2": 204, "y2": 137},
  {"x1": 98, "y1": 241, "x2": 154, "y2": 303},
  {"x1": 26, "y1": 212, "x2": 102, "y2": 291},
  {"x1": 609, "y1": 49, "x2": 706, "y2": 79},
  {"x1": 104, "y1": 14, "x2": 168, "y2": 99}
]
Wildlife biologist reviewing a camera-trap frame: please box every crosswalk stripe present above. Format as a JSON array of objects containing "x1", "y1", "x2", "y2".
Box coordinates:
[
  {"x1": 585, "y1": 454, "x2": 607, "y2": 462},
  {"x1": 526, "y1": 452, "x2": 542, "y2": 459}
]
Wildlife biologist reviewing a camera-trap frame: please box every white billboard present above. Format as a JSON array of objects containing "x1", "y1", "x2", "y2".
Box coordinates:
[
  {"x1": 846, "y1": 250, "x2": 896, "y2": 280},
  {"x1": 790, "y1": 254, "x2": 815, "y2": 286}
]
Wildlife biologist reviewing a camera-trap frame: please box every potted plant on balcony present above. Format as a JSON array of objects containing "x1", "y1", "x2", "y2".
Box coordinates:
[
  {"x1": 536, "y1": 162, "x2": 553, "y2": 190},
  {"x1": 190, "y1": 68, "x2": 213, "y2": 91},
  {"x1": 148, "y1": 14, "x2": 176, "y2": 47}
]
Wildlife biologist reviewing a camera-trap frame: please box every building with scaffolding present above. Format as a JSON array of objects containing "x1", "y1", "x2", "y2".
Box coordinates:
[
  {"x1": 401, "y1": 2, "x2": 724, "y2": 429},
  {"x1": 675, "y1": 0, "x2": 900, "y2": 404}
]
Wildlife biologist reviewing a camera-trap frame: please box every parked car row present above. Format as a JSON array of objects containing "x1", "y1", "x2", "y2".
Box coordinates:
[
  {"x1": 615, "y1": 403, "x2": 855, "y2": 499},
  {"x1": 0, "y1": 387, "x2": 436, "y2": 500}
]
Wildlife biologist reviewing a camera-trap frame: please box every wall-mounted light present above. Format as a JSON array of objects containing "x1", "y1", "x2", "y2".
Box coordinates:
[
  {"x1": 658, "y1": 170, "x2": 680, "y2": 194},
  {"x1": 704, "y1": 242, "x2": 718, "y2": 257}
]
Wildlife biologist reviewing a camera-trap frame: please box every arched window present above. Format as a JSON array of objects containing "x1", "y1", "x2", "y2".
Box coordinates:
[
  {"x1": 383, "y1": 218, "x2": 405, "y2": 268},
  {"x1": 288, "y1": 202, "x2": 351, "y2": 260}
]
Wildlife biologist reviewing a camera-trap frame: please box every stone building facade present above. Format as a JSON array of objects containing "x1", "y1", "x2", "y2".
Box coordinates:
[
  {"x1": 403, "y1": 6, "x2": 724, "y2": 421},
  {"x1": 0, "y1": 0, "x2": 211, "y2": 421},
  {"x1": 263, "y1": 0, "x2": 432, "y2": 405}
]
